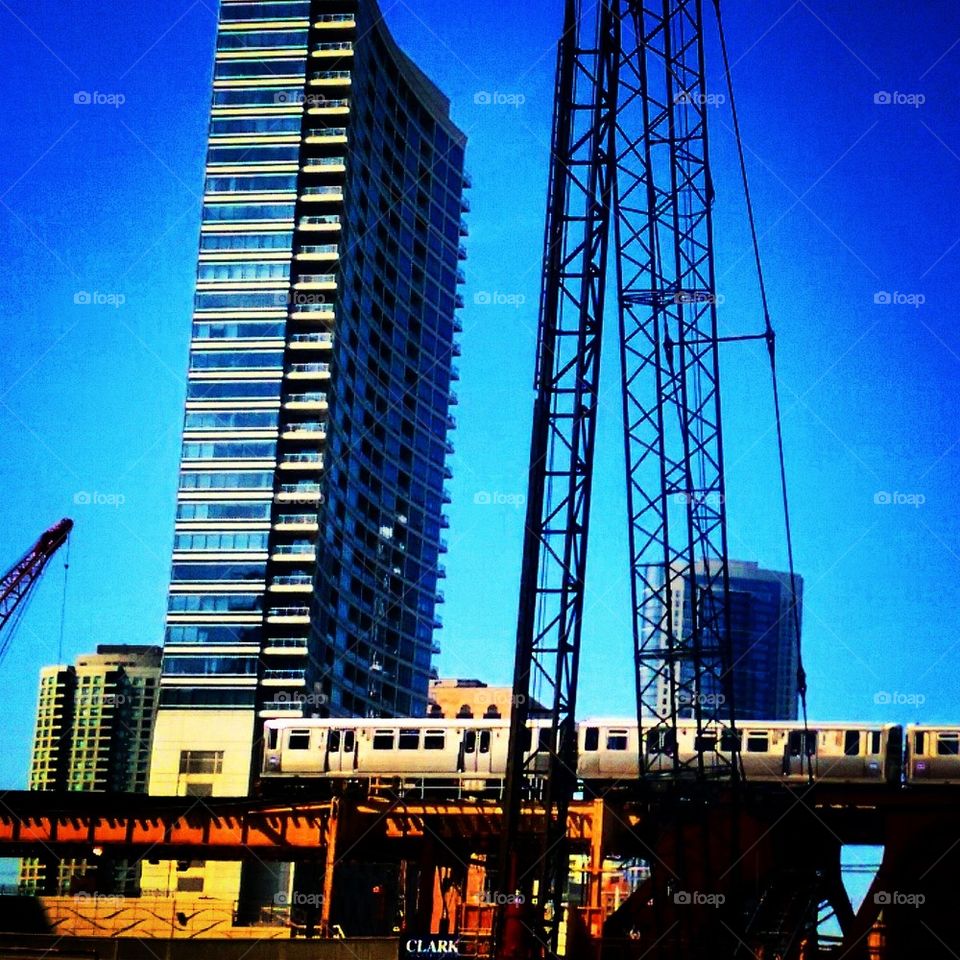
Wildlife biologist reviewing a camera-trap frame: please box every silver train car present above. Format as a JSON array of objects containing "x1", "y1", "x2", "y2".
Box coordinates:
[
  {"x1": 905, "y1": 724, "x2": 960, "y2": 782},
  {"x1": 261, "y1": 717, "x2": 903, "y2": 792}
]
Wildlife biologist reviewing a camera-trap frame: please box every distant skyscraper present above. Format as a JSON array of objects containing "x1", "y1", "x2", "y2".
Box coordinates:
[
  {"x1": 643, "y1": 560, "x2": 802, "y2": 721},
  {"x1": 19, "y1": 645, "x2": 161, "y2": 894},
  {"x1": 145, "y1": 0, "x2": 466, "y2": 903}
]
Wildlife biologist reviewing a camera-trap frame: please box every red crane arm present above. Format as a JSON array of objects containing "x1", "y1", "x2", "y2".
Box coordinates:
[{"x1": 0, "y1": 518, "x2": 73, "y2": 657}]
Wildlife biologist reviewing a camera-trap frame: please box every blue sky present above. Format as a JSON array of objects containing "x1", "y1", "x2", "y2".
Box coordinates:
[{"x1": 0, "y1": 0, "x2": 959, "y2": 793}]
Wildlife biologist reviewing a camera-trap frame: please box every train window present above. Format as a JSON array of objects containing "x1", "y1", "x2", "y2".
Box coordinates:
[
  {"x1": 267, "y1": 728, "x2": 279, "y2": 750},
  {"x1": 584, "y1": 727, "x2": 600, "y2": 752},
  {"x1": 646, "y1": 730, "x2": 675, "y2": 756},
  {"x1": 329, "y1": 730, "x2": 341, "y2": 752},
  {"x1": 870, "y1": 731, "x2": 881, "y2": 755},
  {"x1": 936, "y1": 733, "x2": 960, "y2": 756},
  {"x1": 343, "y1": 731, "x2": 355, "y2": 753},
  {"x1": 288, "y1": 730, "x2": 311, "y2": 750},
  {"x1": 464, "y1": 730, "x2": 477, "y2": 754},
  {"x1": 746, "y1": 733, "x2": 769, "y2": 753},
  {"x1": 787, "y1": 731, "x2": 816, "y2": 757},
  {"x1": 373, "y1": 730, "x2": 395, "y2": 750},
  {"x1": 914, "y1": 731, "x2": 925, "y2": 755},
  {"x1": 521, "y1": 728, "x2": 532, "y2": 752},
  {"x1": 424, "y1": 731, "x2": 445, "y2": 750},
  {"x1": 844, "y1": 731, "x2": 860, "y2": 756},
  {"x1": 479, "y1": 730, "x2": 491, "y2": 754},
  {"x1": 720, "y1": 730, "x2": 741, "y2": 752},
  {"x1": 539, "y1": 728, "x2": 552, "y2": 752},
  {"x1": 695, "y1": 735, "x2": 716, "y2": 753},
  {"x1": 607, "y1": 730, "x2": 629, "y2": 751},
  {"x1": 399, "y1": 729, "x2": 419, "y2": 750}
]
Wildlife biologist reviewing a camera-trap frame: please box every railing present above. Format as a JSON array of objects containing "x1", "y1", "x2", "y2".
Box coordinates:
[
  {"x1": 285, "y1": 392, "x2": 326, "y2": 403},
  {"x1": 306, "y1": 98, "x2": 350, "y2": 109},
  {"x1": 276, "y1": 514, "x2": 318, "y2": 525},
  {"x1": 273, "y1": 542, "x2": 316, "y2": 554},
  {"x1": 298, "y1": 245, "x2": 338, "y2": 255},
  {"x1": 301, "y1": 184, "x2": 343, "y2": 195},
  {"x1": 313, "y1": 41, "x2": 353, "y2": 52},
  {"x1": 305, "y1": 128, "x2": 346, "y2": 139},
  {"x1": 264, "y1": 637, "x2": 309, "y2": 648},
  {"x1": 268, "y1": 606, "x2": 310, "y2": 617},
  {"x1": 289, "y1": 301, "x2": 333, "y2": 313},
  {"x1": 263, "y1": 669, "x2": 308, "y2": 681},
  {"x1": 271, "y1": 574, "x2": 312, "y2": 586},
  {"x1": 310, "y1": 70, "x2": 351, "y2": 81},
  {"x1": 288, "y1": 363, "x2": 330, "y2": 374},
  {"x1": 289, "y1": 333, "x2": 332, "y2": 345},
  {"x1": 299, "y1": 214, "x2": 340, "y2": 226},
  {"x1": 302, "y1": 156, "x2": 345, "y2": 167},
  {"x1": 281, "y1": 452, "x2": 323, "y2": 463},
  {"x1": 282, "y1": 418, "x2": 327, "y2": 431},
  {"x1": 278, "y1": 482, "x2": 322, "y2": 494}
]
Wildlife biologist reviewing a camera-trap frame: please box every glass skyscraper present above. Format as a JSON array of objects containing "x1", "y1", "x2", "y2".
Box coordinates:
[
  {"x1": 147, "y1": 0, "x2": 466, "y2": 876},
  {"x1": 643, "y1": 560, "x2": 803, "y2": 721}
]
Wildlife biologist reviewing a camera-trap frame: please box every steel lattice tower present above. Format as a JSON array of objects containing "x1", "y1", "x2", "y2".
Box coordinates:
[{"x1": 498, "y1": 0, "x2": 739, "y2": 956}]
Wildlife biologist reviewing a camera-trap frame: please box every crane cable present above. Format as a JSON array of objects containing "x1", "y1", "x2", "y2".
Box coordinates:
[
  {"x1": 58, "y1": 534, "x2": 71, "y2": 663},
  {"x1": 712, "y1": 0, "x2": 811, "y2": 778}
]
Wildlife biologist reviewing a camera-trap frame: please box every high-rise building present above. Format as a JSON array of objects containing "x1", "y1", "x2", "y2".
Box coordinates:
[
  {"x1": 19, "y1": 645, "x2": 161, "y2": 894},
  {"x1": 643, "y1": 560, "x2": 802, "y2": 721},
  {"x1": 145, "y1": 0, "x2": 466, "y2": 902}
]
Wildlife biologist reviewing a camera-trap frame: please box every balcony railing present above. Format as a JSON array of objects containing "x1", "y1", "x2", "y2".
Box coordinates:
[
  {"x1": 287, "y1": 363, "x2": 330, "y2": 375},
  {"x1": 281, "y1": 452, "x2": 323, "y2": 464},
  {"x1": 263, "y1": 669, "x2": 308, "y2": 681},
  {"x1": 301, "y1": 185, "x2": 343, "y2": 196},
  {"x1": 299, "y1": 214, "x2": 341, "y2": 227},
  {"x1": 264, "y1": 637, "x2": 309, "y2": 649},
  {"x1": 299, "y1": 245, "x2": 339, "y2": 256},
  {"x1": 268, "y1": 606, "x2": 310, "y2": 617},
  {"x1": 310, "y1": 70, "x2": 351, "y2": 82},
  {"x1": 282, "y1": 419, "x2": 327, "y2": 433},
  {"x1": 278, "y1": 482, "x2": 322, "y2": 495},
  {"x1": 272, "y1": 574, "x2": 312, "y2": 586},
  {"x1": 289, "y1": 333, "x2": 333, "y2": 345},
  {"x1": 302, "y1": 156, "x2": 345, "y2": 168},
  {"x1": 305, "y1": 128, "x2": 346, "y2": 139},
  {"x1": 276, "y1": 513, "x2": 319, "y2": 525},
  {"x1": 285, "y1": 392, "x2": 327, "y2": 403}
]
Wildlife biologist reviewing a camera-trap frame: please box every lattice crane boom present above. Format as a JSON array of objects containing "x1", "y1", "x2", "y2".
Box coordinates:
[{"x1": 0, "y1": 518, "x2": 73, "y2": 663}]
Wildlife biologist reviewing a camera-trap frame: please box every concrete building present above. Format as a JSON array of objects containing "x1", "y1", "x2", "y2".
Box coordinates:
[
  {"x1": 19, "y1": 645, "x2": 161, "y2": 894},
  {"x1": 644, "y1": 560, "x2": 802, "y2": 721},
  {"x1": 145, "y1": 0, "x2": 467, "y2": 907}
]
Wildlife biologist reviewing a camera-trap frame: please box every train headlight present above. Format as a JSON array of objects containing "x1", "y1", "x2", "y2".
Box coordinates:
[{"x1": 267, "y1": 756, "x2": 280, "y2": 770}]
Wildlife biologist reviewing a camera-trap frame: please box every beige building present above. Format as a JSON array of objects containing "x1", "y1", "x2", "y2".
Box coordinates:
[
  {"x1": 428, "y1": 678, "x2": 544, "y2": 720},
  {"x1": 20, "y1": 645, "x2": 161, "y2": 894}
]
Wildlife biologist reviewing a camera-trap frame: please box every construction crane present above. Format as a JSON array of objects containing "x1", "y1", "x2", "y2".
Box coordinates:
[
  {"x1": 494, "y1": 0, "x2": 800, "y2": 956},
  {"x1": 0, "y1": 518, "x2": 73, "y2": 663}
]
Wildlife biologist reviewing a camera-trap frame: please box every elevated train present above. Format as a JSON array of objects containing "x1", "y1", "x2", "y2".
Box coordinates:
[{"x1": 261, "y1": 717, "x2": 960, "y2": 793}]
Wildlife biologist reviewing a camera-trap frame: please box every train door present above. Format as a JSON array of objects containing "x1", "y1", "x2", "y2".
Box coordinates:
[
  {"x1": 785, "y1": 729, "x2": 817, "y2": 778},
  {"x1": 325, "y1": 727, "x2": 356, "y2": 773}
]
